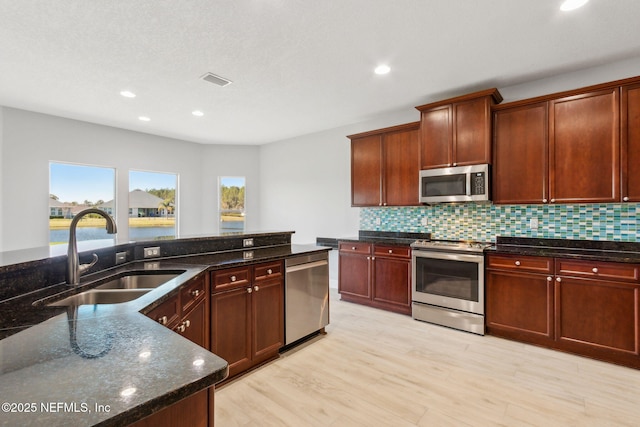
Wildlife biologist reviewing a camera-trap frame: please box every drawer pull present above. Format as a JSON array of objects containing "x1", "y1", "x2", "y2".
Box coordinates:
[
  {"x1": 230, "y1": 275, "x2": 237, "y2": 282},
  {"x1": 547, "y1": 276, "x2": 552, "y2": 282},
  {"x1": 388, "y1": 249, "x2": 393, "y2": 254},
  {"x1": 184, "y1": 320, "x2": 190, "y2": 328},
  {"x1": 592, "y1": 267, "x2": 598, "y2": 273},
  {"x1": 351, "y1": 246, "x2": 356, "y2": 250},
  {"x1": 191, "y1": 289, "x2": 201, "y2": 297},
  {"x1": 158, "y1": 315, "x2": 168, "y2": 325},
  {"x1": 623, "y1": 196, "x2": 630, "y2": 202},
  {"x1": 542, "y1": 198, "x2": 548, "y2": 203},
  {"x1": 515, "y1": 261, "x2": 521, "y2": 266},
  {"x1": 556, "y1": 277, "x2": 562, "y2": 282},
  {"x1": 254, "y1": 285, "x2": 260, "y2": 291},
  {"x1": 247, "y1": 287, "x2": 253, "y2": 294},
  {"x1": 267, "y1": 269, "x2": 273, "y2": 275}
]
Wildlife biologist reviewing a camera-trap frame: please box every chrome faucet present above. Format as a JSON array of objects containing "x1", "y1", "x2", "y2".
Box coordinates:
[{"x1": 67, "y1": 208, "x2": 117, "y2": 286}]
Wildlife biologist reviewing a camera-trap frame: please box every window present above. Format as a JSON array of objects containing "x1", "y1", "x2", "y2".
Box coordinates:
[
  {"x1": 219, "y1": 177, "x2": 245, "y2": 233},
  {"x1": 49, "y1": 162, "x2": 116, "y2": 245},
  {"x1": 129, "y1": 170, "x2": 178, "y2": 241}
]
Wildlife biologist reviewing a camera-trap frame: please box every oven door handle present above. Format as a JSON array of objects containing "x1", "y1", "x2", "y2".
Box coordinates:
[{"x1": 412, "y1": 251, "x2": 484, "y2": 264}]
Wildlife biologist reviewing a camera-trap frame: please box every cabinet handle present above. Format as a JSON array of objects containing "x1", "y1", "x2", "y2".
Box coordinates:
[
  {"x1": 184, "y1": 320, "x2": 190, "y2": 328},
  {"x1": 592, "y1": 267, "x2": 598, "y2": 273},
  {"x1": 452, "y1": 163, "x2": 457, "y2": 166},
  {"x1": 542, "y1": 198, "x2": 548, "y2": 203},
  {"x1": 247, "y1": 287, "x2": 253, "y2": 294},
  {"x1": 515, "y1": 261, "x2": 521, "y2": 266},
  {"x1": 556, "y1": 277, "x2": 562, "y2": 282},
  {"x1": 383, "y1": 203, "x2": 387, "y2": 206},
  {"x1": 176, "y1": 324, "x2": 185, "y2": 333},
  {"x1": 267, "y1": 269, "x2": 273, "y2": 275},
  {"x1": 230, "y1": 275, "x2": 237, "y2": 282},
  {"x1": 254, "y1": 285, "x2": 260, "y2": 291},
  {"x1": 191, "y1": 289, "x2": 200, "y2": 297},
  {"x1": 550, "y1": 199, "x2": 555, "y2": 203},
  {"x1": 379, "y1": 203, "x2": 382, "y2": 206},
  {"x1": 388, "y1": 249, "x2": 393, "y2": 254},
  {"x1": 371, "y1": 257, "x2": 375, "y2": 260},
  {"x1": 547, "y1": 276, "x2": 552, "y2": 282},
  {"x1": 623, "y1": 196, "x2": 630, "y2": 202},
  {"x1": 351, "y1": 246, "x2": 356, "y2": 250},
  {"x1": 158, "y1": 315, "x2": 168, "y2": 325}
]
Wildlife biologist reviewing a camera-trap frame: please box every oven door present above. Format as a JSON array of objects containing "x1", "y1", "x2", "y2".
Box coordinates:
[{"x1": 412, "y1": 250, "x2": 484, "y2": 315}]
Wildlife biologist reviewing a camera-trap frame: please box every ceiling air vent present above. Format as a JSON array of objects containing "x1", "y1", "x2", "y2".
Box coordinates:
[{"x1": 200, "y1": 72, "x2": 232, "y2": 87}]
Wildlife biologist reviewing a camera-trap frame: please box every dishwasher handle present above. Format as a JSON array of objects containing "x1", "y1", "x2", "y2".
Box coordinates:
[{"x1": 286, "y1": 260, "x2": 328, "y2": 273}]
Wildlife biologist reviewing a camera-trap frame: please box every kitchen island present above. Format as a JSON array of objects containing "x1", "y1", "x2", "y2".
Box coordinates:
[{"x1": 0, "y1": 231, "x2": 329, "y2": 426}]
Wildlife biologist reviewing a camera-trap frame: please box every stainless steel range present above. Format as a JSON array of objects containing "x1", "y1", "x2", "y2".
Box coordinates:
[{"x1": 411, "y1": 240, "x2": 490, "y2": 335}]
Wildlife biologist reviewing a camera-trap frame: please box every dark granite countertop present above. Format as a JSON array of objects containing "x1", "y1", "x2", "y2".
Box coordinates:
[
  {"x1": 0, "y1": 234, "x2": 329, "y2": 426},
  {"x1": 488, "y1": 237, "x2": 640, "y2": 263},
  {"x1": 321, "y1": 231, "x2": 431, "y2": 248}
]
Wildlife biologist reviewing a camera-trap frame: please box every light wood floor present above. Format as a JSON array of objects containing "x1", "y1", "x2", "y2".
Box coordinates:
[{"x1": 215, "y1": 289, "x2": 640, "y2": 426}]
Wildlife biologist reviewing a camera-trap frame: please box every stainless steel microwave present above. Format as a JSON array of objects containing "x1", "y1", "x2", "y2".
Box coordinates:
[{"x1": 419, "y1": 164, "x2": 490, "y2": 203}]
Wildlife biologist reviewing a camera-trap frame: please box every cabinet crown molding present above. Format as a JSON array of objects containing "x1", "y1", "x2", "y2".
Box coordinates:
[{"x1": 415, "y1": 88, "x2": 503, "y2": 111}]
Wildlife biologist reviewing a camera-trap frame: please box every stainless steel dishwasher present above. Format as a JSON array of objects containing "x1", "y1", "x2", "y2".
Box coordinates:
[{"x1": 285, "y1": 252, "x2": 330, "y2": 345}]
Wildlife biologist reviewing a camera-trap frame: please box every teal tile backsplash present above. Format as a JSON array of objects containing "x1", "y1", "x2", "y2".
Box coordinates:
[{"x1": 360, "y1": 203, "x2": 640, "y2": 242}]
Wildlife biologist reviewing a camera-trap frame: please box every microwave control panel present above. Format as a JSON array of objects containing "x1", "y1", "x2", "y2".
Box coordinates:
[{"x1": 471, "y1": 172, "x2": 486, "y2": 195}]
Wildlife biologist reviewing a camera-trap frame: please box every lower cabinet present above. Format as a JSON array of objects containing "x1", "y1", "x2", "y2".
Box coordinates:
[
  {"x1": 338, "y1": 242, "x2": 411, "y2": 315},
  {"x1": 486, "y1": 253, "x2": 640, "y2": 368},
  {"x1": 210, "y1": 261, "x2": 284, "y2": 381},
  {"x1": 135, "y1": 273, "x2": 212, "y2": 427}
]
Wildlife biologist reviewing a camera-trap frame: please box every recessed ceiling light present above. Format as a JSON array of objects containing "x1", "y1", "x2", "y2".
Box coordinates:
[
  {"x1": 120, "y1": 90, "x2": 136, "y2": 98},
  {"x1": 192, "y1": 110, "x2": 204, "y2": 117},
  {"x1": 560, "y1": 0, "x2": 588, "y2": 11},
  {"x1": 138, "y1": 116, "x2": 150, "y2": 122},
  {"x1": 374, "y1": 64, "x2": 391, "y2": 75}
]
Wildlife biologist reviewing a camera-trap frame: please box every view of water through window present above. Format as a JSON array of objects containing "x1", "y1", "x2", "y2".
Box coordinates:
[{"x1": 220, "y1": 177, "x2": 245, "y2": 232}]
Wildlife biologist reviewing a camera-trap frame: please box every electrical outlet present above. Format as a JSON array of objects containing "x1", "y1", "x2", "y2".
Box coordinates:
[
  {"x1": 115, "y1": 251, "x2": 127, "y2": 265},
  {"x1": 243, "y1": 238, "x2": 254, "y2": 247},
  {"x1": 530, "y1": 218, "x2": 539, "y2": 230},
  {"x1": 143, "y1": 246, "x2": 161, "y2": 258}
]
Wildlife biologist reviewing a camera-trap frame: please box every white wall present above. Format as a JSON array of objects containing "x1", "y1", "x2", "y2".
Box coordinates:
[
  {"x1": 0, "y1": 108, "x2": 4, "y2": 252},
  {"x1": 258, "y1": 109, "x2": 418, "y2": 244},
  {"x1": 0, "y1": 108, "x2": 259, "y2": 251}
]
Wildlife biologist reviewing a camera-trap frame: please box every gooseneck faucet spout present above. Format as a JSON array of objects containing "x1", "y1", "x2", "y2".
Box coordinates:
[{"x1": 67, "y1": 208, "x2": 117, "y2": 286}]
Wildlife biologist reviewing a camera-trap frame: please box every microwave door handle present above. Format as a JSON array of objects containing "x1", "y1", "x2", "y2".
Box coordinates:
[{"x1": 466, "y1": 173, "x2": 471, "y2": 196}]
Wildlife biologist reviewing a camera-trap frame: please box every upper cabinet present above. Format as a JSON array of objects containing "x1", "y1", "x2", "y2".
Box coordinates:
[
  {"x1": 494, "y1": 82, "x2": 627, "y2": 205},
  {"x1": 349, "y1": 122, "x2": 420, "y2": 207},
  {"x1": 416, "y1": 88, "x2": 503, "y2": 169},
  {"x1": 622, "y1": 83, "x2": 640, "y2": 202}
]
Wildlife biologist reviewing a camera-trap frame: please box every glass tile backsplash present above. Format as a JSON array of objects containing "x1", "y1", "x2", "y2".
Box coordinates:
[{"x1": 360, "y1": 203, "x2": 640, "y2": 242}]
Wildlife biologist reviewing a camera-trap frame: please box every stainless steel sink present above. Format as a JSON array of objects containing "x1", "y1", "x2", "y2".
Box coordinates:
[
  {"x1": 47, "y1": 289, "x2": 151, "y2": 306},
  {"x1": 94, "y1": 272, "x2": 183, "y2": 290},
  {"x1": 45, "y1": 270, "x2": 185, "y2": 307}
]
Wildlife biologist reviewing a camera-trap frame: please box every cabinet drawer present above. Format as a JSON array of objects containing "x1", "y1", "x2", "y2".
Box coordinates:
[
  {"x1": 339, "y1": 242, "x2": 372, "y2": 255},
  {"x1": 487, "y1": 254, "x2": 553, "y2": 274},
  {"x1": 374, "y1": 245, "x2": 410, "y2": 259},
  {"x1": 212, "y1": 267, "x2": 251, "y2": 292},
  {"x1": 254, "y1": 261, "x2": 283, "y2": 281},
  {"x1": 181, "y1": 274, "x2": 207, "y2": 313},
  {"x1": 556, "y1": 259, "x2": 640, "y2": 283},
  {"x1": 146, "y1": 294, "x2": 180, "y2": 328}
]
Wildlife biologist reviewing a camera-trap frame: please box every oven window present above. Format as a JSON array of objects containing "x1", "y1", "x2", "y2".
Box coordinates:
[
  {"x1": 414, "y1": 257, "x2": 479, "y2": 302},
  {"x1": 421, "y1": 174, "x2": 466, "y2": 197}
]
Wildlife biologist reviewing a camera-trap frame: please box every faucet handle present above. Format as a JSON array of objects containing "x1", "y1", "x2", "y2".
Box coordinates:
[{"x1": 78, "y1": 254, "x2": 99, "y2": 275}]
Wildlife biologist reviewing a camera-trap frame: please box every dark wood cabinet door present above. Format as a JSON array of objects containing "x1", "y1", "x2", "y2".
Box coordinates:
[
  {"x1": 486, "y1": 270, "x2": 554, "y2": 342},
  {"x1": 130, "y1": 389, "x2": 209, "y2": 427},
  {"x1": 555, "y1": 277, "x2": 639, "y2": 358},
  {"x1": 338, "y1": 252, "x2": 371, "y2": 300},
  {"x1": 622, "y1": 83, "x2": 640, "y2": 202},
  {"x1": 493, "y1": 103, "x2": 548, "y2": 204},
  {"x1": 180, "y1": 298, "x2": 209, "y2": 349},
  {"x1": 453, "y1": 97, "x2": 492, "y2": 166},
  {"x1": 420, "y1": 105, "x2": 452, "y2": 169},
  {"x1": 252, "y1": 278, "x2": 284, "y2": 364},
  {"x1": 549, "y1": 89, "x2": 620, "y2": 203},
  {"x1": 211, "y1": 286, "x2": 252, "y2": 378},
  {"x1": 351, "y1": 135, "x2": 382, "y2": 206},
  {"x1": 372, "y1": 256, "x2": 411, "y2": 314},
  {"x1": 383, "y1": 127, "x2": 420, "y2": 206}
]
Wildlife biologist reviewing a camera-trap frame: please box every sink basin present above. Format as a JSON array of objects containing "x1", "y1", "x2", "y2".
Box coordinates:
[
  {"x1": 47, "y1": 289, "x2": 151, "y2": 306},
  {"x1": 94, "y1": 272, "x2": 183, "y2": 290},
  {"x1": 45, "y1": 270, "x2": 186, "y2": 307}
]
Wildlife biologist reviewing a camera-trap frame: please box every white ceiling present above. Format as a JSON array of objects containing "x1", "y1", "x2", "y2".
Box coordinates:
[{"x1": 1, "y1": 0, "x2": 640, "y2": 145}]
